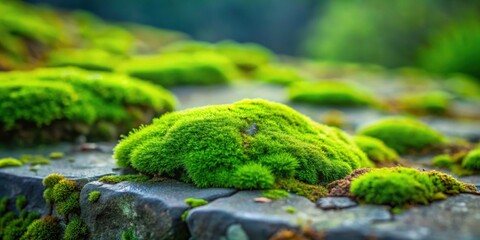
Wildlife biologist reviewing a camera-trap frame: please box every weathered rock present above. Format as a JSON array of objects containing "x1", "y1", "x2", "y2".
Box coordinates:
[
  {"x1": 187, "y1": 191, "x2": 392, "y2": 240},
  {"x1": 316, "y1": 197, "x2": 357, "y2": 210},
  {"x1": 80, "y1": 180, "x2": 236, "y2": 240}
]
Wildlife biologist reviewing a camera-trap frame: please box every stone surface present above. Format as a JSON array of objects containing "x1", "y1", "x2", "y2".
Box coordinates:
[
  {"x1": 316, "y1": 197, "x2": 357, "y2": 210},
  {"x1": 187, "y1": 191, "x2": 392, "y2": 240},
  {"x1": 80, "y1": 180, "x2": 236, "y2": 240}
]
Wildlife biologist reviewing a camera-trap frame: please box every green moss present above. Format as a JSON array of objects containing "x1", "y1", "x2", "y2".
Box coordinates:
[
  {"x1": 273, "y1": 178, "x2": 328, "y2": 201},
  {"x1": 15, "y1": 195, "x2": 27, "y2": 211},
  {"x1": 120, "y1": 52, "x2": 236, "y2": 87},
  {"x1": 185, "y1": 198, "x2": 208, "y2": 208},
  {"x1": 353, "y1": 136, "x2": 398, "y2": 163},
  {"x1": 350, "y1": 167, "x2": 476, "y2": 206},
  {"x1": 3, "y1": 212, "x2": 39, "y2": 240},
  {"x1": 358, "y1": 117, "x2": 445, "y2": 153},
  {"x1": 63, "y1": 217, "x2": 88, "y2": 240},
  {"x1": 288, "y1": 81, "x2": 377, "y2": 107},
  {"x1": 98, "y1": 174, "x2": 151, "y2": 184},
  {"x1": 42, "y1": 173, "x2": 64, "y2": 189},
  {"x1": 114, "y1": 99, "x2": 371, "y2": 190},
  {"x1": 88, "y1": 191, "x2": 101, "y2": 203},
  {"x1": 262, "y1": 189, "x2": 290, "y2": 200},
  {"x1": 0, "y1": 197, "x2": 8, "y2": 214},
  {"x1": 48, "y1": 152, "x2": 64, "y2": 160},
  {"x1": 47, "y1": 49, "x2": 122, "y2": 72},
  {"x1": 398, "y1": 91, "x2": 452, "y2": 115},
  {"x1": 181, "y1": 210, "x2": 189, "y2": 222},
  {"x1": 0, "y1": 67, "x2": 175, "y2": 144},
  {"x1": 432, "y1": 154, "x2": 454, "y2": 169},
  {"x1": 254, "y1": 65, "x2": 305, "y2": 85},
  {"x1": 462, "y1": 148, "x2": 480, "y2": 171},
  {"x1": 20, "y1": 216, "x2": 62, "y2": 240},
  {"x1": 216, "y1": 40, "x2": 273, "y2": 72},
  {"x1": 283, "y1": 206, "x2": 297, "y2": 214},
  {"x1": 122, "y1": 228, "x2": 138, "y2": 240},
  {"x1": 0, "y1": 158, "x2": 23, "y2": 168}
]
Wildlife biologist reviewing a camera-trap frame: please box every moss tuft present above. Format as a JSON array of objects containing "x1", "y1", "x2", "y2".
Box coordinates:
[
  {"x1": 0, "y1": 197, "x2": 8, "y2": 214},
  {"x1": 358, "y1": 117, "x2": 445, "y2": 153},
  {"x1": 184, "y1": 198, "x2": 208, "y2": 208},
  {"x1": 274, "y1": 178, "x2": 328, "y2": 201},
  {"x1": 88, "y1": 191, "x2": 101, "y2": 203},
  {"x1": 462, "y1": 148, "x2": 480, "y2": 171},
  {"x1": 122, "y1": 229, "x2": 138, "y2": 240},
  {"x1": 98, "y1": 174, "x2": 151, "y2": 184},
  {"x1": 48, "y1": 152, "x2": 64, "y2": 160},
  {"x1": 284, "y1": 206, "x2": 297, "y2": 214},
  {"x1": 254, "y1": 65, "x2": 305, "y2": 85},
  {"x1": 42, "y1": 173, "x2": 64, "y2": 189},
  {"x1": 63, "y1": 217, "x2": 88, "y2": 240},
  {"x1": 350, "y1": 167, "x2": 476, "y2": 206},
  {"x1": 288, "y1": 81, "x2": 377, "y2": 107},
  {"x1": 262, "y1": 189, "x2": 290, "y2": 200},
  {"x1": 15, "y1": 195, "x2": 27, "y2": 211},
  {"x1": 114, "y1": 99, "x2": 371, "y2": 190},
  {"x1": 0, "y1": 158, "x2": 23, "y2": 168},
  {"x1": 353, "y1": 136, "x2": 398, "y2": 163},
  {"x1": 432, "y1": 154, "x2": 454, "y2": 169},
  {"x1": 398, "y1": 91, "x2": 452, "y2": 115},
  {"x1": 20, "y1": 216, "x2": 62, "y2": 240}
]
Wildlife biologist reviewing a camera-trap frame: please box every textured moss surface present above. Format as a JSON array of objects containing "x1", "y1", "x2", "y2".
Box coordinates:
[
  {"x1": 353, "y1": 136, "x2": 398, "y2": 163},
  {"x1": 288, "y1": 81, "x2": 377, "y2": 106},
  {"x1": 185, "y1": 198, "x2": 208, "y2": 208},
  {"x1": 114, "y1": 99, "x2": 372, "y2": 190},
  {"x1": 358, "y1": 117, "x2": 445, "y2": 153},
  {"x1": 350, "y1": 167, "x2": 477, "y2": 206},
  {"x1": 462, "y1": 148, "x2": 480, "y2": 171}
]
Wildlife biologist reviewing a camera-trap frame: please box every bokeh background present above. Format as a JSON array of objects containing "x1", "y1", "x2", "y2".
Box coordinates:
[{"x1": 24, "y1": 0, "x2": 480, "y2": 79}]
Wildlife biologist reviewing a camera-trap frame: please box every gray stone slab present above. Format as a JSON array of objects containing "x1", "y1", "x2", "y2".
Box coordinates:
[
  {"x1": 187, "y1": 191, "x2": 392, "y2": 240},
  {"x1": 80, "y1": 180, "x2": 236, "y2": 240}
]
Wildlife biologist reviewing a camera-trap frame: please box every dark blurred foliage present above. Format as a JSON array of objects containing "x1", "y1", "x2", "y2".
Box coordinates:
[{"x1": 25, "y1": 0, "x2": 323, "y2": 55}]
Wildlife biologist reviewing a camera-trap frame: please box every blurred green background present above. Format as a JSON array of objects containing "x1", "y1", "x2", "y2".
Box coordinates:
[{"x1": 19, "y1": 0, "x2": 480, "y2": 79}]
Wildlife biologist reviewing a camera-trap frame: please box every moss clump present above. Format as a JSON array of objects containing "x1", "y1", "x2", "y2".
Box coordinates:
[
  {"x1": 288, "y1": 81, "x2": 377, "y2": 107},
  {"x1": 119, "y1": 52, "x2": 236, "y2": 87},
  {"x1": 462, "y1": 148, "x2": 480, "y2": 171},
  {"x1": 21, "y1": 216, "x2": 63, "y2": 240},
  {"x1": 350, "y1": 167, "x2": 476, "y2": 206},
  {"x1": 353, "y1": 136, "x2": 398, "y2": 163},
  {"x1": 0, "y1": 197, "x2": 8, "y2": 214},
  {"x1": 42, "y1": 173, "x2": 80, "y2": 217},
  {"x1": 63, "y1": 217, "x2": 88, "y2": 240},
  {"x1": 432, "y1": 154, "x2": 454, "y2": 169},
  {"x1": 358, "y1": 117, "x2": 445, "y2": 153},
  {"x1": 42, "y1": 173, "x2": 64, "y2": 188},
  {"x1": 122, "y1": 228, "x2": 138, "y2": 240},
  {"x1": 284, "y1": 206, "x2": 296, "y2": 214},
  {"x1": 114, "y1": 99, "x2": 371, "y2": 190},
  {"x1": 98, "y1": 174, "x2": 151, "y2": 184},
  {"x1": 262, "y1": 189, "x2": 290, "y2": 200},
  {"x1": 254, "y1": 65, "x2": 305, "y2": 85},
  {"x1": 2, "y1": 211, "x2": 39, "y2": 240},
  {"x1": 180, "y1": 210, "x2": 189, "y2": 222},
  {"x1": 273, "y1": 178, "x2": 328, "y2": 201},
  {"x1": 398, "y1": 91, "x2": 452, "y2": 115},
  {"x1": 0, "y1": 67, "x2": 175, "y2": 144},
  {"x1": 87, "y1": 191, "x2": 101, "y2": 203},
  {"x1": 15, "y1": 195, "x2": 27, "y2": 211},
  {"x1": 185, "y1": 198, "x2": 208, "y2": 208},
  {"x1": 47, "y1": 49, "x2": 122, "y2": 72},
  {"x1": 48, "y1": 152, "x2": 64, "y2": 160},
  {"x1": 0, "y1": 158, "x2": 23, "y2": 168}
]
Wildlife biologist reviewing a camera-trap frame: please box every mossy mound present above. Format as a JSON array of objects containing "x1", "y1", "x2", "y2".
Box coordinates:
[
  {"x1": 432, "y1": 154, "x2": 454, "y2": 169},
  {"x1": 353, "y1": 136, "x2": 398, "y2": 164},
  {"x1": 350, "y1": 167, "x2": 477, "y2": 206},
  {"x1": 358, "y1": 117, "x2": 445, "y2": 154},
  {"x1": 0, "y1": 67, "x2": 175, "y2": 144},
  {"x1": 47, "y1": 49, "x2": 123, "y2": 72},
  {"x1": 288, "y1": 81, "x2": 377, "y2": 107},
  {"x1": 462, "y1": 148, "x2": 480, "y2": 171},
  {"x1": 119, "y1": 52, "x2": 237, "y2": 87},
  {"x1": 254, "y1": 65, "x2": 306, "y2": 85},
  {"x1": 114, "y1": 99, "x2": 372, "y2": 190},
  {"x1": 397, "y1": 91, "x2": 452, "y2": 115}
]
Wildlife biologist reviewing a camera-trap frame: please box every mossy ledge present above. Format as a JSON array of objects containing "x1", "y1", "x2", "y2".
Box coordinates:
[{"x1": 114, "y1": 99, "x2": 372, "y2": 192}]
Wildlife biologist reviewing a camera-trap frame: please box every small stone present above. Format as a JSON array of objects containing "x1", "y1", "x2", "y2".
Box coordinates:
[
  {"x1": 254, "y1": 197, "x2": 272, "y2": 203},
  {"x1": 316, "y1": 197, "x2": 357, "y2": 210},
  {"x1": 245, "y1": 123, "x2": 258, "y2": 136}
]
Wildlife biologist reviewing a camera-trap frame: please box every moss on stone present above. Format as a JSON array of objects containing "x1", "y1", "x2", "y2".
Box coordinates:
[
  {"x1": 353, "y1": 136, "x2": 398, "y2": 163},
  {"x1": 350, "y1": 167, "x2": 476, "y2": 206},
  {"x1": 42, "y1": 173, "x2": 80, "y2": 216},
  {"x1": 358, "y1": 117, "x2": 445, "y2": 153},
  {"x1": 20, "y1": 216, "x2": 62, "y2": 240},
  {"x1": 284, "y1": 206, "x2": 297, "y2": 214},
  {"x1": 185, "y1": 198, "x2": 208, "y2": 208},
  {"x1": 462, "y1": 148, "x2": 480, "y2": 171},
  {"x1": 114, "y1": 99, "x2": 372, "y2": 190},
  {"x1": 122, "y1": 228, "x2": 138, "y2": 240},
  {"x1": 3, "y1": 211, "x2": 39, "y2": 240},
  {"x1": 273, "y1": 178, "x2": 328, "y2": 201},
  {"x1": 254, "y1": 65, "x2": 305, "y2": 85},
  {"x1": 98, "y1": 174, "x2": 151, "y2": 184},
  {"x1": 15, "y1": 195, "x2": 27, "y2": 211},
  {"x1": 180, "y1": 210, "x2": 189, "y2": 222},
  {"x1": 47, "y1": 49, "x2": 122, "y2": 72},
  {"x1": 0, "y1": 197, "x2": 8, "y2": 214},
  {"x1": 88, "y1": 191, "x2": 101, "y2": 203},
  {"x1": 398, "y1": 91, "x2": 452, "y2": 115},
  {"x1": 48, "y1": 152, "x2": 64, "y2": 160},
  {"x1": 42, "y1": 173, "x2": 64, "y2": 189},
  {"x1": 0, "y1": 158, "x2": 23, "y2": 168},
  {"x1": 432, "y1": 154, "x2": 454, "y2": 169},
  {"x1": 262, "y1": 189, "x2": 290, "y2": 200},
  {"x1": 288, "y1": 81, "x2": 377, "y2": 107},
  {"x1": 63, "y1": 217, "x2": 88, "y2": 240}
]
